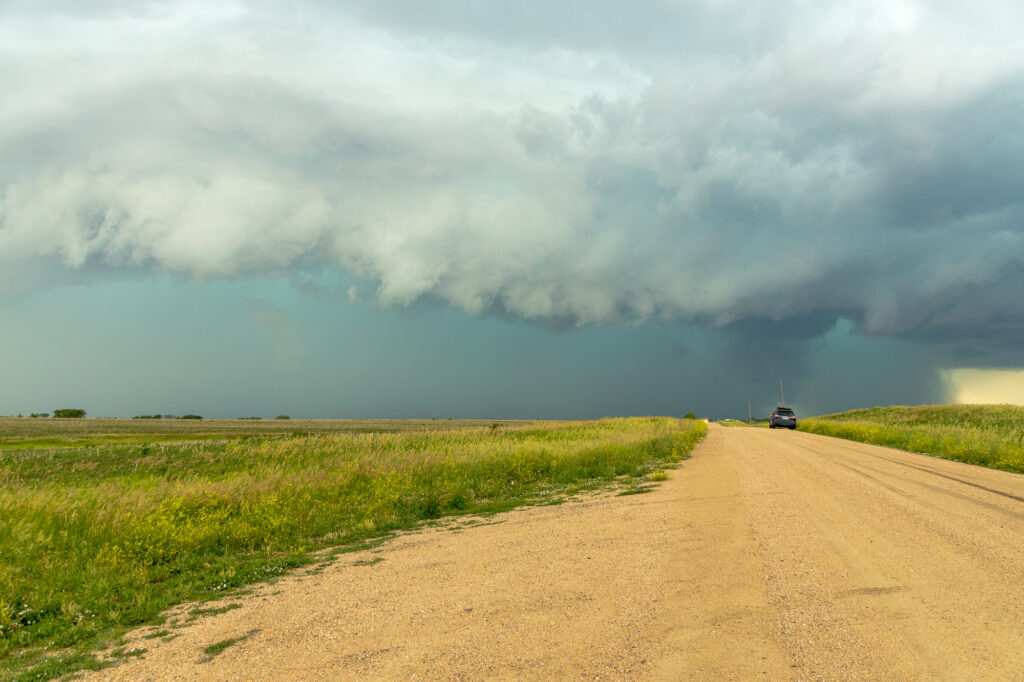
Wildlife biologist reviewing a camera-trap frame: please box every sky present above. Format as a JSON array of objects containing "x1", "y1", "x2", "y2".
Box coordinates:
[{"x1": 1, "y1": 0, "x2": 1023, "y2": 419}]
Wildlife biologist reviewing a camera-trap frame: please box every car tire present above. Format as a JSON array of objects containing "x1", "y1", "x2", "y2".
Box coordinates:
[{"x1": 789, "y1": 426, "x2": 796, "y2": 430}]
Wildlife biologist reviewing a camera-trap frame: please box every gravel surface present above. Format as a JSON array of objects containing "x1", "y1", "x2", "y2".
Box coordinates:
[{"x1": 86, "y1": 425, "x2": 1024, "y2": 680}]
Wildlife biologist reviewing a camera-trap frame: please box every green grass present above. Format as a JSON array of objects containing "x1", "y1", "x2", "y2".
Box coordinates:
[
  {"x1": 798, "y1": 404, "x2": 1024, "y2": 473},
  {"x1": 140, "y1": 630, "x2": 170, "y2": 640},
  {"x1": 199, "y1": 630, "x2": 258, "y2": 662},
  {"x1": 189, "y1": 604, "x2": 241, "y2": 620},
  {"x1": 0, "y1": 416, "x2": 705, "y2": 680}
]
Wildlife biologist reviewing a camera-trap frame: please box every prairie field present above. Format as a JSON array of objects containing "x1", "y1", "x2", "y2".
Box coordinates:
[
  {"x1": 0, "y1": 417, "x2": 489, "y2": 450},
  {"x1": 0, "y1": 416, "x2": 705, "y2": 680},
  {"x1": 798, "y1": 404, "x2": 1024, "y2": 473}
]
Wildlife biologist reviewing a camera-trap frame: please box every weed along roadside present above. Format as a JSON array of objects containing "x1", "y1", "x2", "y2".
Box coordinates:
[
  {"x1": 799, "y1": 404, "x2": 1024, "y2": 473},
  {"x1": 0, "y1": 416, "x2": 706, "y2": 680}
]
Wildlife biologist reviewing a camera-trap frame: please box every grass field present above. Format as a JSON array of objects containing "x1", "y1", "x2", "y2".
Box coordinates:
[
  {"x1": 798, "y1": 404, "x2": 1024, "y2": 473},
  {"x1": 0, "y1": 416, "x2": 705, "y2": 680},
  {"x1": 0, "y1": 418, "x2": 492, "y2": 450}
]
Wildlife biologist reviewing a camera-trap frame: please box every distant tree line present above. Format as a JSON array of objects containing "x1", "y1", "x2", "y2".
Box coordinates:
[
  {"x1": 53, "y1": 409, "x2": 86, "y2": 418},
  {"x1": 3, "y1": 411, "x2": 306, "y2": 421},
  {"x1": 132, "y1": 414, "x2": 203, "y2": 420}
]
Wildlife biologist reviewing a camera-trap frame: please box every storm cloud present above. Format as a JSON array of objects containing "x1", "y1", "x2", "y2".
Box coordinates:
[{"x1": 2, "y1": 0, "x2": 1024, "y2": 360}]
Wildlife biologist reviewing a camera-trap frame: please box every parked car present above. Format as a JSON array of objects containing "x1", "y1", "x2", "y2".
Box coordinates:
[{"x1": 769, "y1": 407, "x2": 797, "y2": 429}]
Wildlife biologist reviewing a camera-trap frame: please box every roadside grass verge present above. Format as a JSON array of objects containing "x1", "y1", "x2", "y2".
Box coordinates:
[
  {"x1": 0, "y1": 417, "x2": 704, "y2": 680},
  {"x1": 798, "y1": 404, "x2": 1024, "y2": 473}
]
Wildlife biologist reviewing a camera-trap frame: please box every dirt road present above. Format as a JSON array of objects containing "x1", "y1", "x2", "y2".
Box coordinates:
[{"x1": 90, "y1": 425, "x2": 1024, "y2": 680}]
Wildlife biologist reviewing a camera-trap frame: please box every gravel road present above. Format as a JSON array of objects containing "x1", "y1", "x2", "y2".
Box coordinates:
[{"x1": 88, "y1": 424, "x2": 1024, "y2": 680}]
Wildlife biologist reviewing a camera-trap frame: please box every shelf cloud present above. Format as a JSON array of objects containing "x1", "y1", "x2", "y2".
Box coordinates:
[{"x1": 3, "y1": 0, "x2": 1024, "y2": 361}]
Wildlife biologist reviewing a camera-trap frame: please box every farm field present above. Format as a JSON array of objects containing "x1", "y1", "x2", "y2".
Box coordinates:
[
  {"x1": 798, "y1": 404, "x2": 1024, "y2": 473},
  {"x1": 0, "y1": 417, "x2": 494, "y2": 450},
  {"x1": 0, "y1": 416, "x2": 705, "y2": 680}
]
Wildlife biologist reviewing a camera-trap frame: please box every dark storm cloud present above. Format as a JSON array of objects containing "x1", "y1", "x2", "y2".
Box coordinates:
[{"x1": 2, "y1": 0, "x2": 1024, "y2": 366}]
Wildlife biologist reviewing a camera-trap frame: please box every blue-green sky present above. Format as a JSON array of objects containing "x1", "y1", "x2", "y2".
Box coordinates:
[
  {"x1": 2, "y1": 1, "x2": 1023, "y2": 418},
  {"x1": 0, "y1": 274, "x2": 942, "y2": 419}
]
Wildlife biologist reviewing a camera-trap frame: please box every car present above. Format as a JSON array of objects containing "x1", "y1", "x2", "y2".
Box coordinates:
[{"x1": 769, "y1": 407, "x2": 796, "y2": 429}]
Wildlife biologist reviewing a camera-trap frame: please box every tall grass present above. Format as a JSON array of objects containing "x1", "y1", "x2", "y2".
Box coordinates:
[
  {"x1": 0, "y1": 417, "x2": 704, "y2": 680},
  {"x1": 799, "y1": 404, "x2": 1024, "y2": 473}
]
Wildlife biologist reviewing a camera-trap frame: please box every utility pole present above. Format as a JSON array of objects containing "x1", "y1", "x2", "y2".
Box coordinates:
[
  {"x1": 779, "y1": 378, "x2": 786, "y2": 407},
  {"x1": 748, "y1": 401, "x2": 752, "y2": 424}
]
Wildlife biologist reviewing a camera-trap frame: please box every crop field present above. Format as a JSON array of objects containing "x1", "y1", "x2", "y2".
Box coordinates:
[
  {"x1": 0, "y1": 416, "x2": 705, "y2": 680},
  {"x1": 0, "y1": 418, "x2": 492, "y2": 450},
  {"x1": 798, "y1": 404, "x2": 1024, "y2": 473}
]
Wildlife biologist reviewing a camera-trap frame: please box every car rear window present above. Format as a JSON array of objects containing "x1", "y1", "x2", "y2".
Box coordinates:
[{"x1": 777, "y1": 408, "x2": 794, "y2": 415}]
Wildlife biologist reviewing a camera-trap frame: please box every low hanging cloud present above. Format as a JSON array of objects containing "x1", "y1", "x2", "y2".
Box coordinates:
[{"x1": 2, "y1": 0, "x2": 1024, "y2": 352}]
